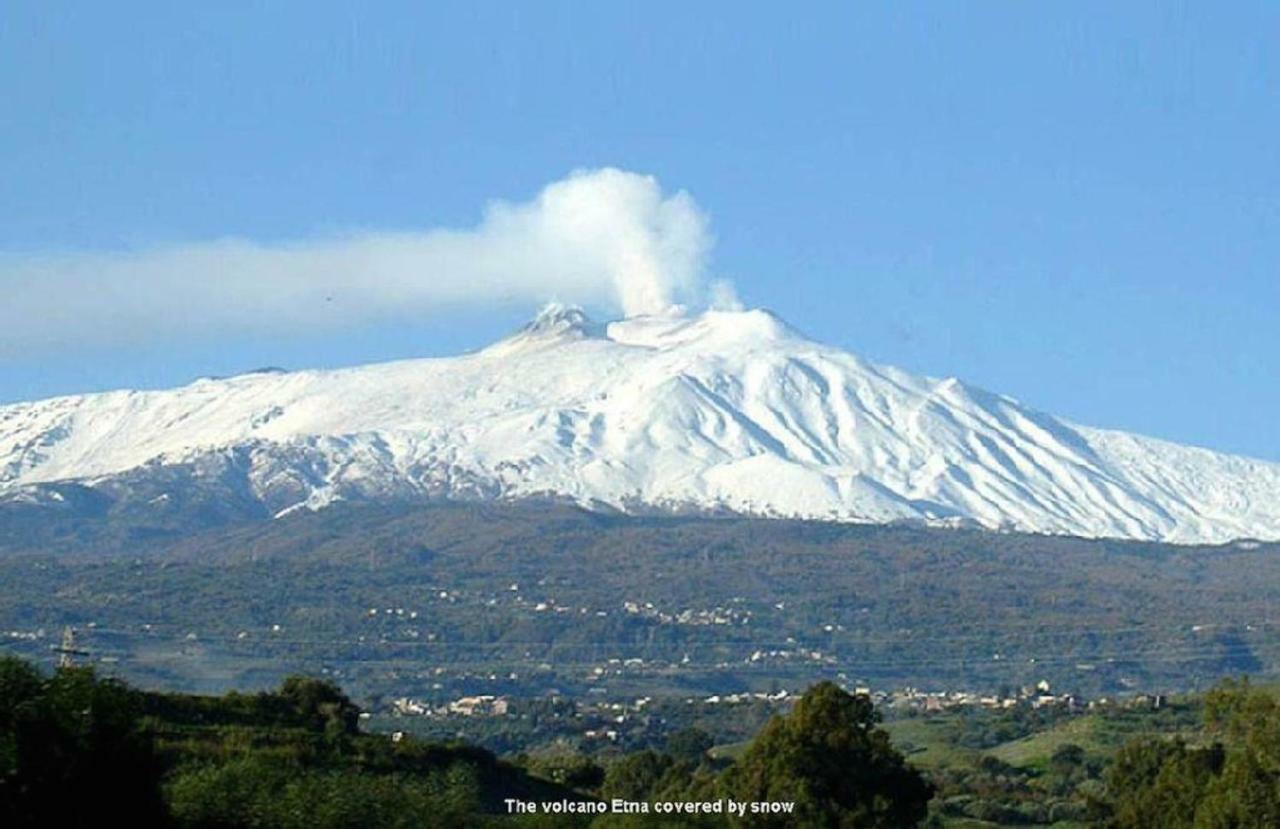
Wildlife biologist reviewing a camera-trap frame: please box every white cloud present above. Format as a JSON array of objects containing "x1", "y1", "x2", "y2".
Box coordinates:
[{"x1": 0, "y1": 167, "x2": 727, "y2": 356}]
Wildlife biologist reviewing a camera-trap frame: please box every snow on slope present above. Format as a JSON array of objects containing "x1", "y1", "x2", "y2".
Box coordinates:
[{"x1": 1, "y1": 304, "x2": 1277, "y2": 543}]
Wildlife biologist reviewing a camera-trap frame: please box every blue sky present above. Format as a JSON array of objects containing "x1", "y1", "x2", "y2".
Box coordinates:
[{"x1": 2, "y1": 2, "x2": 1277, "y2": 460}]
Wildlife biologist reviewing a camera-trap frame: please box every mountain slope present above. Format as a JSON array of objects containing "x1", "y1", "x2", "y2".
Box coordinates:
[{"x1": 2, "y1": 305, "x2": 1277, "y2": 543}]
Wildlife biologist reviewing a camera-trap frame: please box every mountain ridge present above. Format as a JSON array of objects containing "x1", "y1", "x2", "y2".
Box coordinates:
[{"x1": 2, "y1": 305, "x2": 1277, "y2": 543}]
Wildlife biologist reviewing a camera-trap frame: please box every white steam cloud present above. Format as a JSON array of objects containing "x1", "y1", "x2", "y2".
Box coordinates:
[{"x1": 0, "y1": 168, "x2": 736, "y2": 356}]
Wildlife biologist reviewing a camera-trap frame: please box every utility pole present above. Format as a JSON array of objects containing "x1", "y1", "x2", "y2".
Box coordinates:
[{"x1": 52, "y1": 625, "x2": 90, "y2": 668}]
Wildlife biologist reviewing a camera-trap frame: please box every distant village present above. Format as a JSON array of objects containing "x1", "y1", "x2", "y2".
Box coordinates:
[
  {"x1": 386, "y1": 679, "x2": 1171, "y2": 739},
  {"x1": 4, "y1": 573, "x2": 1187, "y2": 727}
]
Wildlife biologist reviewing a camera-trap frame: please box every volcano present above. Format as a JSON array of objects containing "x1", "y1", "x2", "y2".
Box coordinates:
[{"x1": 3, "y1": 304, "x2": 1277, "y2": 544}]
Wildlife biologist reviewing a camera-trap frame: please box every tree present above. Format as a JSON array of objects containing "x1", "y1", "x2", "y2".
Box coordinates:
[
  {"x1": 527, "y1": 753, "x2": 605, "y2": 790},
  {"x1": 1104, "y1": 679, "x2": 1280, "y2": 828},
  {"x1": 0, "y1": 658, "x2": 167, "y2": 827},
  {"x1": 1195, "y1": 679, "x2": 1280, "y2": 828},
  {"x1": 603, "y1": 750, "x2": 677, "y2": 802},
  {"x1": 666, "y1": 727, "x2": 715, "y2": 763},
  {"x1": 720, "y1": 682, "x2": 932, "y2": 827},
  {"x1": 277, "y1": 675, "x2": 361, "y2": 736},
  {"x1": 1049, "y1": 743, "x2": 1086, "y2": 777},
  {"x1": 1104, "y1": 737, "x2": 1224, "y2": 828},
  {"x1": 1195, "y1": 749, "x2": 1280, "y2": 829}
]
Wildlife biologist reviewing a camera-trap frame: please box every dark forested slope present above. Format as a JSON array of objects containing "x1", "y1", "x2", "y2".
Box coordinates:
[{"x1": 1, "y1": 500, "x2": 1276, "y2": 700}]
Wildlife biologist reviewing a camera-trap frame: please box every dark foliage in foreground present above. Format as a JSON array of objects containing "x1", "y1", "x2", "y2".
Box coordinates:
[
  {"x1": 8, "y1": 649, "x2": 1280, "y2": 827},
  {"x1": 1100, "y1": 679, "x2": 1280, "y2": 828},
  {"x1": 0, "y1": 655, "x2": 559, "y2": 827},
  {"x1": 720, "y1": 682, "x2": 933, "y2": 827},
  {"x1": 0, "y1": 656, "x2": 936, "y2": 827},
  {"x1": 0, "y1": 657, "x2": 167, "y2": 826}
]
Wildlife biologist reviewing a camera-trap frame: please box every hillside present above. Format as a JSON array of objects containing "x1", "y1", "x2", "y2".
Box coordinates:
[{"x1": 1, "y1": 501, "x2": 1276, "y2": 700}]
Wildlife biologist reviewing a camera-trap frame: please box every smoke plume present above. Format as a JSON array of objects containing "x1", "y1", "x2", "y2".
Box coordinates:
[{"x1": 0, "y1": 168, "x2": 733, "y2": 356}]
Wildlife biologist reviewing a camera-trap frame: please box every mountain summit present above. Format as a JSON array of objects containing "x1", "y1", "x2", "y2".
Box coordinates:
[{"x1": 2, "y1": 306, "x2": 1277, "y2": 543}]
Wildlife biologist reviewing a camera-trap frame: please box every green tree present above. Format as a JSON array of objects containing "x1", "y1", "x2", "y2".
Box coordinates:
[
  {"x1": 603, "y1": 750, "x2": 676, "y2": 802},
  {"x1": 527, "y1": 753, "x2": 605, "y2": 791},
  {"x1": 1194, "y1": 679, "x2": 1280, "y2": 828},
  {"x1": 720, "y1": 682, "x2": 932, "y2": 828},
  {"x1": 1104, "y1": 679, "x2": 1280, "y2": 828},
  {"x1": 666, "y1": 727, "x2": 714, "y2": 763},
  {"x1": 166, "y1": 755, "x2": 479, "y2": 829},
  {"x1": 277, "y1": 675, "x2": 361, "y2": 735},
  {"x1": 0, "y1": 658, "x2": 167, "y2": 827},
  {"x1": 1049, "y1": 743, "x2": 1086, "y2": 777}
]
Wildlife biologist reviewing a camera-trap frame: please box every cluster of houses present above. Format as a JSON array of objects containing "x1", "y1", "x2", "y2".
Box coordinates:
[
  {"x1": 871, "y1": 680, "x2": 1083, "y2": 712},
  {"x1": 747, "y1": 648, "x2": 836, "y2": 665},
  {"x1": 391, "y1": 694, "x2": 511, "y2": 718},
  {"x1": 691, "y1": 690, "x2": 793, "y2": 705},
  {"x1": 387, "y1": 677, "x2": 1104, "y2": 725},
  {"x1": 622, "y1": 599, "x2": 752, "y2": 627}
]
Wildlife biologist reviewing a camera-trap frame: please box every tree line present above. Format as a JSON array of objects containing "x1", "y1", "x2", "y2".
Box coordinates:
[{"x1": 4, "y1": 653, "x2": 1280, "y2": 827}]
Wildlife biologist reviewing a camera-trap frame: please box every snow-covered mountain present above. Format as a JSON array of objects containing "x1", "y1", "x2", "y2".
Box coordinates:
[{"x1": 2, "y1": 305, "x2": 1278, "y2": 543}]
